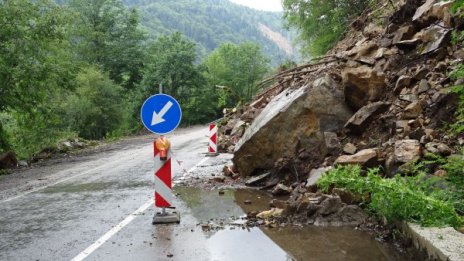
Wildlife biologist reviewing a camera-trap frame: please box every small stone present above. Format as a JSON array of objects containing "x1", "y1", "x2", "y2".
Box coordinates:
[
  {"x1": 244, "y1": 200, "x2": 252, "y2": 205},
  {"x1": 394, "y1": 140, "x2": 421, "y2": 163},
  {"x1": 306, "y1": 167, "x2": 332, "y2": 187},
  {"x1": 218, "y1": 190, "x2": 225, "y2": 195},
  {"x1": 413, "y1": 67, "x2": 430, "y2": 81},
  {"x1": 425, "y1": 142, "x2": 452, "y2": 156},
  {"x1": 399, "y1": 94, "x2": 419, "y2": 103},
  {"x1": 402, "y1": 101, "x2": 423, "y2": 119},
  {"x1": 272, "y1": 184, "x2": 292, "y2": 196},
  {"x1": 270, "y1": 199, "x2": 287, "y2": 209},
  {"x1": 433, "y1": 169, "x2": 447, "y2": 178},
  {"x1": 343, "y1": 143, "x2": 357, "y2": 155},
  {"x1": 167, "y1": 253, "x2": 174, "y2": 258},
  {"x1": 324, "y1": 132, "x2": 341, "y2": 155},
  {"x1": 335, "y1": 149, "x2": 379, "y2": 167},
  {"x1": 418, "y1": 79, "x2": 430, "y2": 94},
  {"x1": 394, "y1": 76, "x2": 412, "y2": 94}
]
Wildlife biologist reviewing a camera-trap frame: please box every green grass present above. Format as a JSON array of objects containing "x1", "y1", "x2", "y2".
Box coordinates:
[{"x1": 317, "y1": 164, "x2": 464, "y2": 227}]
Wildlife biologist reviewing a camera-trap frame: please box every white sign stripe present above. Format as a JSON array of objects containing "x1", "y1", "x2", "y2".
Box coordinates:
[
  {"x1": 70, "y1": 156, "x2": 211, "y2": 261},
  {"x1": 154, "y1": 175, "x2": 174, "y2": 204},
  {"x1": 208, "y1": 126, "x2": 218, "y2": 137},
  {"x1": 153, "y1": 151, "x2": 171, "y2": 173}
]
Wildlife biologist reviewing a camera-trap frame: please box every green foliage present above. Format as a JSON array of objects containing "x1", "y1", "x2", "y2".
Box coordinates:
[
  {"x1": 202, "y1": 42, "x2": 270, "y2": 106},
  {"x1": 448, "y1": 67, "x2": 464, "y2": 135},
  {"x1": 283, "y1": 0, "x2": 371, "y2": 56},
  {"x1": 68, "y1": 0, "x2": 146, "y2": 90},
  {"x1": 0, "y1": 0, "x2": 280, "y2": 159},
  {"x1": 123, "y1": 0, "x2": 297, "y2": 65},
  {"x1": 318, "y1": 166, "x2": 464, "y2": 227},
  {"x1": 0, "y1": 0, "x2": 75, "y2": 113},
  {"x1": 2, "y1": 107, "x2": 76, "y2": 159},
  {"x1": 141, "y1": 32, "x2": 200, "y2": 97},
  {"x1": 451, "y1": 0, "x2": 464, "y2": 14},
  {"x1": 65, "y1": 67, "x2": 124, "y2": 140}
]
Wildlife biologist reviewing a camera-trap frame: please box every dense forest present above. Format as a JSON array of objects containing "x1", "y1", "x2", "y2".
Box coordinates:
[
  {"x1": 0, "y1": 0, "x2": 274, "y2": 159},
  {"x1": 122, "y1": 0, "x2": 297, "y2": 64}
]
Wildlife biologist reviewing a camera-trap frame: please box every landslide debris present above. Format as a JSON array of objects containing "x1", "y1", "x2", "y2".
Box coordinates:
[{"x1": 218, "y1": 0, "x2": 464, "y2": 227}]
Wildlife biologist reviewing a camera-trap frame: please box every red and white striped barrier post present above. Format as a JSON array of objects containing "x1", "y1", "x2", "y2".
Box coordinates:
[
  {"x1": 152, "y1": 136, "x2": 179, "y2": 224},
  {"x1": 207, "y1": 123, "x2": 219, "y2": 156}
]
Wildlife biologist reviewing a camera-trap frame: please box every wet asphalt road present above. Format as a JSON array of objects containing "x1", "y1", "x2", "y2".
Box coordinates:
[
  {"x1": 0, "y1": 126, "x2": 410, "y2": 261},
  {"x1": 0, "y1": 126, "x2": 250, "y2": 261}
]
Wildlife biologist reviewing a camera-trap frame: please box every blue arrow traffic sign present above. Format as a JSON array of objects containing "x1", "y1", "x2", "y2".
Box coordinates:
[{"x1": 141, "y1": 94, "x2": 182, "y2": 135}]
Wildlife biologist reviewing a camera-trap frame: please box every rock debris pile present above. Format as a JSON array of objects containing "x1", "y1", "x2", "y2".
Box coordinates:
[{"x1": 217, "y1": 0, "x2": 463, "y2": 226}]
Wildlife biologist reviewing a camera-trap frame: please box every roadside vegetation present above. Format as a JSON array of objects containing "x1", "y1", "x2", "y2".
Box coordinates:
[
  {"x1": 318, "y1": 155, "x2": 464, "y2": 227},
  {"x1": 0, "y1": 0, "x2": 272, "y2": 159},
  {"x1": 283, "y1": 0, "x2": 373, "y2": 56},
  {"x1": 449, "y1": 1, "x2": 464, "y2": 135}
]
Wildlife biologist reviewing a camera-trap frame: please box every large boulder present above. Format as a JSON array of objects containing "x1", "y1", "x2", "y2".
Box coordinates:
[
  {"x1": 342, "y1": 66, "x2": 387, "y2": 109},
  {"x1": 233, "y1": 75, "x2": 353, "y2": 177}
]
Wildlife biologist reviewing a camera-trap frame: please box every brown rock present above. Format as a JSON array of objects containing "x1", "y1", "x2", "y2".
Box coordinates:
[
  {"x1": 418, "y1": 79, "x2": 430, "y2": 93},
  {"x1": 0, "y1": 151, "x2": 17, "y2": 169},
  {"x1": 318, "y1": 196, "x2": 343, "y2": 216},
  {"x1": 324, "y1": 132, "x2": 340, "y2": 155},
  {"x1": 233, "y1": 75, "x2": 352, "y2": 177},
  {"x1": 392, "y1": 25, "x2": 416, "y2": 44},
  {"x1": 394, "y1": 76, "x2": 413, "y2": 94},
  {"x1": 394, "y1": 140, "x2": 421, "y2": 163},
  {"x1": 425, "y1": 142, "x2": 452, "y2": 156},
  {"x1": 413, "y1": 67, "x2": 430, "y2": 81},
  {"x1": 418, "y1": 25, "x2": 452, "y2": 55},
  {"x1": 335, "y1": 149, "x2": 379, "y2": 167},
  {"x1": 344, "y1": 102, "x2": 390, "y2": 133},
  {"x1": 343, "y1": 143, "x2": 357, "y2": 155},
  {"x1": 402, "y1": 101, "x2": 423, "y2": 119},
  {"x1": 342, "y1": 66, "x2": 387, "y2": 109},
  {"x1": 412, "y1": 0, "x2": 435, "y2": 23},
  {"x1": 394, "y1": 39, "x2": 421, "y2": 50}
]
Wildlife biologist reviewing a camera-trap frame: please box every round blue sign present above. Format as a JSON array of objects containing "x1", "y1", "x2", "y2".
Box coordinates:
[{"x1": 140, "y1": 94, "x2": 182, "y2": 135}]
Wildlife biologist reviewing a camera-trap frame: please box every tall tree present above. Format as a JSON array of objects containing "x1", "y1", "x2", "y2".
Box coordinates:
[
  {"x1": 69, "y1": 0, "x2": 146, "y2": 90},
  {"x1": 202, "y1": 42, "x2": 270, "y2": 106},
  {"x1": 0, "y1": 0, "x2": 74, "y2": 151},
  {"x1": 283, "y1": 0, "x2": 370, "y2": 56},
  {"x1": 140, "y1": 32, "x2": 201, "y2": 99}
]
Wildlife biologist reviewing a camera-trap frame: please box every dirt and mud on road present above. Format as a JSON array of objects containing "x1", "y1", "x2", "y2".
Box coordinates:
[{"x1": 0, "y1": 126, "x2": 415, "y2": 260}]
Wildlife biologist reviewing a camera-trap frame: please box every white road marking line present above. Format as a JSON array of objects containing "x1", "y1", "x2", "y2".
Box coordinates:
[
  {"x1": 182, "y1": 157, "x2": 209, "y2": 177},
  {"x1": 70, "y1": 200, "x2": 152, "y2": 261},
  {"x1": 70, "y1": 156, "x2": 211, "y2": 261}
]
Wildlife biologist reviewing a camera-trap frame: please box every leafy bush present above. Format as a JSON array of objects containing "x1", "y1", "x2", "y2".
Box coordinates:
[
  {"x1": 318, "y1": 165, "x2": 464, "y2": 227},
  {"x1": 65, "y1": 67, "x2": 124, "y2": 140},
  {"x1": 448, "y1": 65, "x2": 464, "y2": 135}
]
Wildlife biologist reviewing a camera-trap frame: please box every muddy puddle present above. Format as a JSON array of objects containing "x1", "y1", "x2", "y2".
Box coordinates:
[{"x1": 175, "y1": 186, "x2": 410, "y2": 261}]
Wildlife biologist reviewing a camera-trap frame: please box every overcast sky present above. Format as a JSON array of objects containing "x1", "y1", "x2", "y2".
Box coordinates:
[{"x1": 229, "y1": 0, "x2": 283, "y2": 12}]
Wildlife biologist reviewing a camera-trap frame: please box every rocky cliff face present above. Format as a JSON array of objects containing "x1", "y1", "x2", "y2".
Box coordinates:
[{"x1": 220, "y1": 0, "x2": 463, "y2": 184}]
